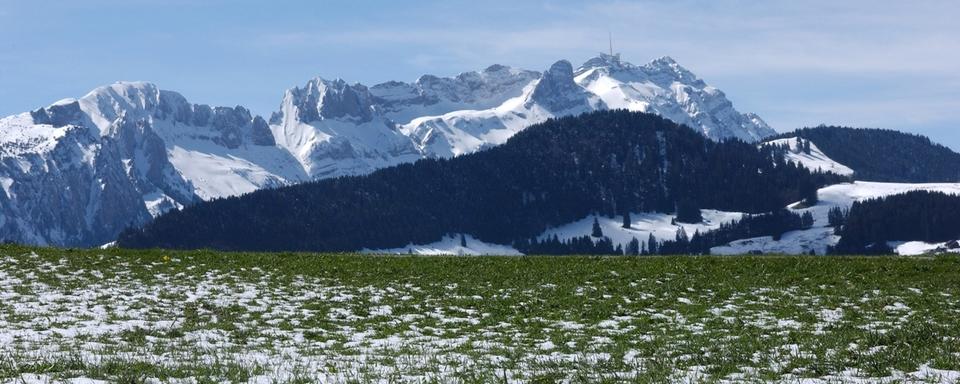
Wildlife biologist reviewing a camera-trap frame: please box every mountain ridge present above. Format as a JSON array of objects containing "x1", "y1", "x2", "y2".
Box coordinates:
[{"x1": 0, "y1": 55, "x2": 776, "y2": 246}]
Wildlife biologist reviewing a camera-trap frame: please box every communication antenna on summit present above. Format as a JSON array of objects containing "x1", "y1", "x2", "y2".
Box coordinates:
[
  {"x1": 607, "y1": 32, "x2": 620, "y2": 63},
  {"x1": 608, "y1": 32, "x2": 613, "y2": 56}
]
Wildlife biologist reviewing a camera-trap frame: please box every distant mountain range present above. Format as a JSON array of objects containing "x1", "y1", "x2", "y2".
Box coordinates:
[{"x1": 0, "y1": 55, "x2": 776, "y2": 246}]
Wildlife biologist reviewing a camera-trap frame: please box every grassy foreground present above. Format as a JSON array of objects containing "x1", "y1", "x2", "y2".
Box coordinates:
[{"x1": 1, "y1": 246, "x2": 959, "y2": 383}]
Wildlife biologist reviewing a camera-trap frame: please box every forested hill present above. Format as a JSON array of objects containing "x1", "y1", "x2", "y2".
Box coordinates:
[
  {"x1": 833, "y1": 191, "x2": 960, "y2": 254},
  {"x1": 771, "y1": 126, "x2": 960, "y2": 182},
  {"x1": 118, "y1": 110, "x2": 843, "y2": 252}
]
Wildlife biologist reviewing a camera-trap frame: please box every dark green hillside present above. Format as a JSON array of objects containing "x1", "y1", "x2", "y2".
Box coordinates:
[{"x1": 770, "y1": 126, "x2": 960, "y2": 182}]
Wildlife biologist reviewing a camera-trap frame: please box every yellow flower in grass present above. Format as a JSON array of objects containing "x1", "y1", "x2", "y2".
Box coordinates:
[{"x1": 163, "y1": 255, "x2": 171, "y2": 262}]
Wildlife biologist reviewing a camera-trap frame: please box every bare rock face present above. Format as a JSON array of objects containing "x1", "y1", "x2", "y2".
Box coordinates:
[
  {"x1": 0, "y1": 82, "x2": 298, "y2": 246},
  {"x1": 0, "y1": 122, "x2": 152, "y2": 246},
  {"x1": 526, "y1": 60, "x2": 595, "y2": 113}
]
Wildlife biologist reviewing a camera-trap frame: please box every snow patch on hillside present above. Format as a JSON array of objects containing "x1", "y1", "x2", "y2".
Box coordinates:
[
  {"x1": 712, "y1": 228, "x2": 838, "y2": 255},
  {"x1": 713, "y1": 182, "x2": 960, "y2": 255},
  {"x1": 363, "y1": 234, "x2": 521, "y2": 256},
  {"x1": 889, "y1": 240, "x2": 960, "y2": 256},
  {"x1": 763, "y1": 137, "x2": 854, "y2": 176},
  {"x1": 539, "y1": 210, "x2": 744, "y2": 250}
]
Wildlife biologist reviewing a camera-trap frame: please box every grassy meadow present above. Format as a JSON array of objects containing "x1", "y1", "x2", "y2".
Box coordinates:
[{"x1": 1, "y1": 245, "x2": 959, "y2": 383}]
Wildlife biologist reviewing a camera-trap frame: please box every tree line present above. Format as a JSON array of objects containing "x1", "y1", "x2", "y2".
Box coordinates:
[
  {"x1": 767, "y1": 126, "x2": 960, "y2": 182},
  {"x1": 832, "y1": 190, "x2": 960, "y2": 254},
  {"x1": 511, "y1": 208, "x2": 813, "y2": 255}
]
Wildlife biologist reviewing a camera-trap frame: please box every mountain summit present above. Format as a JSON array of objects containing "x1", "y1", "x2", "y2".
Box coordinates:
[
  {"x1": 0, "y1": 55, "x2": 775, "y2": 246},
  {"x1": 573, "y1": 54, "x2": 774, "y2": 142}
]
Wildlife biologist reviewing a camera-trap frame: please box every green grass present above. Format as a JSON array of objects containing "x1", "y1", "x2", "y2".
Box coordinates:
[{"x1": 0, "y1": 245, "x2": 958, "y2": 382}]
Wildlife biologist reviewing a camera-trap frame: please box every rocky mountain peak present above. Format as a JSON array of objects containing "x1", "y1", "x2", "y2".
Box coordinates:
[{"x1": 526, "y1": 60, "x2": 597, "y2": 113}]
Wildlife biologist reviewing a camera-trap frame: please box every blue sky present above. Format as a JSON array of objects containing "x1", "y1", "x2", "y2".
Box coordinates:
[{"x1": 2, "y1": 0, "x2": 958, "y2": 148}]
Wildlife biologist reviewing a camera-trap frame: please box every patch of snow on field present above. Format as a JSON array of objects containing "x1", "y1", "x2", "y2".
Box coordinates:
[
  {"x1": 1, "y1": 375, "x2": 108, "y2": 384},
  {"x1": 2, "y1": 251, "x2": 959, "y2": 382}
]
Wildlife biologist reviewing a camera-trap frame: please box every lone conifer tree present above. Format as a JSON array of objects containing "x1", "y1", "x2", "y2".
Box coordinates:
[
  {"x1": 801, "y1": 182, "x2": 819, "y2": 206},
  {"x1": 591, "y1": 217, "x2": 603, "y2": 238},
  {"x1": 622, "y1": 211, "x2": 632, "y2": 229},
  {"x1": 460, "y1": 233, "x2": 467, "y2": 247},
  {"x1": 676, "y1": 200, "x2": 703, "y2": 223},
  {"x1": 626, "y1": 237, "x2": 640, "y2": 255}
]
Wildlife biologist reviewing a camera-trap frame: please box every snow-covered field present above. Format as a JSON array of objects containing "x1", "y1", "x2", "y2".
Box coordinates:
[{"x1": 2, "y1": 247, "x2": 959, "y2": 382}]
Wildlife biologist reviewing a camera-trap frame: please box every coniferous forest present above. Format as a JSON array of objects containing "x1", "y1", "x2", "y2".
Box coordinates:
[
  {"x1": 832, "y1": 191, "x2": 960, "y2": 253},
  {"x1": 769, "y1": 126, "x2": 960, "y2": 182},
  {"x1": 118, "y1": 110, "x2": 847, "y2": 252}
]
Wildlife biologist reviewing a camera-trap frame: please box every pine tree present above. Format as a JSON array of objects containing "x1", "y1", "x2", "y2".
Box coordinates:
[
  {"x1": 801, "y1": 182, "x2": 819, "y2": 206},
  {"x1": 801, "y1": 211, "x2": 814, "y2": 229},
  {"x1": 591, "y1": 216, "x2": 603, "y2": 238},
  {"x1": 626, "y1": 237, "x2": 640, "y2": 255},
  {"x1": 675, "y1": 227, "x2": 689, "y2": 247},
  {"x1": 827, "y1": 206, "x2": 847, "y2": 227},
  {"x1": 676, "y1": 199, "x2": 702, "y2": 223},
  {"x1": 460, "y1": 233, "x2": 467, "y2": 247},
  {"x1": 690, "y1": 229, "x2": 705, "y2": 254},
  {"x1": 622, "y1": 211, "x2": 632, "y2": 229},
  {"x1": 647, "y1": 233, "x2": 658, "y2": 255}
]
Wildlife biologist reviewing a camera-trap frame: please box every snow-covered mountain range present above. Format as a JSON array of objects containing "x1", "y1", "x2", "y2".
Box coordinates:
[
  {"x1": 0, "y1": 55, "x2": 774, "y2": 246},
  {"x1": 270, "y1": 54, "x2": 775, "y2": 173}
]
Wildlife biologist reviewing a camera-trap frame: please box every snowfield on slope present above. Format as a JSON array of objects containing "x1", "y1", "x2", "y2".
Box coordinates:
[
  {"x1": 364, "y1": 234, "x2": 522, "y2": 256},
  {"x1": 538, "y1": 209, "x2": 744, "y2": 248},
  {"x1": 364, "y1": 210, "x2": 743, "y2": 256},
  {"x1": 889, "y1": 241, "x2": 960, "y2": 256},
  {"x1": 763, "y1": 137, "x2": 854, "y2": 176}
]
